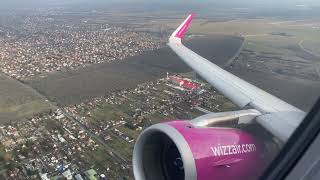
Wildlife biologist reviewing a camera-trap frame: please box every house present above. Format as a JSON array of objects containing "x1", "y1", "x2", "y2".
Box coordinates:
[{"x1": 84, "y1": 169, "x2": 98, "y2": 180}]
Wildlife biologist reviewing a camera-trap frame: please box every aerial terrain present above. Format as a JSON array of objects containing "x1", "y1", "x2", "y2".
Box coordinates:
[{"x1": 0, "y1": 1, "x2": 319, "y2": 179}]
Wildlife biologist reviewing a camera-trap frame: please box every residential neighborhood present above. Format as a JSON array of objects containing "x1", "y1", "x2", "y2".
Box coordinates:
[
  {"x1": 0, "y1": 13, "x2": 165, "y2": 80},
  {"x1": 0, "y1": 74, "x2": 236, "y2": 179}
]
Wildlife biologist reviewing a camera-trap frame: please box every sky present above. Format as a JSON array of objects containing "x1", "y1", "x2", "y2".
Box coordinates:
[
  {"x1": 1, "y1": 0, "x2": 320, "y2": 6},
  {"x1": 1, "y1": 0, "x2": 319, "y2": 15}
]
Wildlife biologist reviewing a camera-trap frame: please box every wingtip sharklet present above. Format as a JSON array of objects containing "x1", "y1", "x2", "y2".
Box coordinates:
[{"x1": 170, "y1": 13, "x2": 195, "y2": 40}]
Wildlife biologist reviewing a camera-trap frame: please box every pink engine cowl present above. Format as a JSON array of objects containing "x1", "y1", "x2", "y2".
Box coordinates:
[{"x1": 133, "y1": 120, "x2": 270, "y2": 180}]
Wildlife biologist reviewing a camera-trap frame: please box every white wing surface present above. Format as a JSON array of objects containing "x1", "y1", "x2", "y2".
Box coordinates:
[{"x1": 168, "y1": 14, "x2": 306, "y2": 142}]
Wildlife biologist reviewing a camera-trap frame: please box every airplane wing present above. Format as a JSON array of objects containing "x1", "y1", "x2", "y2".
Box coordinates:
[{"x1": 168, "y1": 14, "x2": 306, "y2": 142}]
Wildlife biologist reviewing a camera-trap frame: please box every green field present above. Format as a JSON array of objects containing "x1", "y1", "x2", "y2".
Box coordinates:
[
  {"x1": 0, "y1": 74, "x2": 52, "y2": 124},
  {"x1": 89, "y1": 104, "x2": 130, "y2": 124},
  {"x1": 79, "y1": 145, "x2": 132, "y2": 179},
  {"x1": 164, "y1": 17, "x2": 320, "y2": 58}
]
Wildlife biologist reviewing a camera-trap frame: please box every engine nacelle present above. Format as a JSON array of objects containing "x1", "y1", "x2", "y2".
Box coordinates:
[{"x1": 133, "y1": 120, "x2": 271, "y2": 180}]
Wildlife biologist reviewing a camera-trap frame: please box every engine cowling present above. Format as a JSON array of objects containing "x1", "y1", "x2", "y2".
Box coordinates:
[{"x1": 133, "y1": 120, "x2": 271, "y2": 180}]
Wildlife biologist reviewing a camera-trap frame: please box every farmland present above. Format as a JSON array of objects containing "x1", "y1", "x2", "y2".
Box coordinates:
[{"x1": 0, "y1": 74, "x2": 51, "y2": 124}]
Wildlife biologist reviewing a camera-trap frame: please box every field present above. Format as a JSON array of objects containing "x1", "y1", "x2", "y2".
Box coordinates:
[
  {"x1": 0, "y1": 74, "x2": 51, "y2": 124},
  {"x1": 182, "y1": 17, "x2": 320, "y2": 110},
  {"x1": 28, "y1": 35, "x2": 243, "y2": 105},
  {"x1": 25, "y1": 16, "x2": 320, "y2": 111},
  {"x1": 160, "y1": 17, "x2": 318, "y2": 58}
]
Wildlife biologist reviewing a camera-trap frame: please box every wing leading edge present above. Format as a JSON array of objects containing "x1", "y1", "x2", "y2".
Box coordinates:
[{"x1": 168, "y1": 14, "x2": 306, "y2": 142}]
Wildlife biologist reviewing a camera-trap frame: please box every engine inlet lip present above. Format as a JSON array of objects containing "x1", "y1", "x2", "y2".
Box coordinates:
[{"x1": 133, "y1": 123, "x2": 197, "y2": 180}]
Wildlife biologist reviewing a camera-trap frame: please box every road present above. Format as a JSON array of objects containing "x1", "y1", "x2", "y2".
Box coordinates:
[
  {"x1": 195, "y1": 106, "x2": 213, "y2": 114},
  {"x1": 3, "y1": 73, "x2": 130, "y2": 166},
  {"x1": 224, "y1": 33, "x2": 269, "y2": 67},
  {"x1": 224, "y1": 36, "x2": 245, "y2": 67},
  {"x1": 62, "y1": 108, "x2": 130, "y2": 164},
  {"x1": 299, "y1": 40, "x2": 320, "y2": 78},
  {"x1": 299, "y1": 40, "x2": 320, "y2": 58}
]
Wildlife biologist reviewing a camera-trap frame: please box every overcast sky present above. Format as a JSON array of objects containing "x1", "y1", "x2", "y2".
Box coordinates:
[
  {"x1": 1, "y1": 0, "x2": 319, "y2": 13},
  {"x1": 1, "y1": 0, "x2": 320, "y2": 6}
]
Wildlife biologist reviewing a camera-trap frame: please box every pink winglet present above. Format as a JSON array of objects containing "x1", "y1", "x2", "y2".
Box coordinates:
[{"x1": 175, "y1": 13, "x2": 195, "y2": 38}]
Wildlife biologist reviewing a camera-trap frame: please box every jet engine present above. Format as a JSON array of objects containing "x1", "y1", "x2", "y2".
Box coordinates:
[{"x1": 133, "y1": 110, "x2": 276, "y2": 180}]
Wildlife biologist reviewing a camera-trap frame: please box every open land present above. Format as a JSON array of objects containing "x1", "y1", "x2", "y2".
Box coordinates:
[
  {"x1": 27, "y1": 35, "x2": 243, "y2": 106},
  {"x1": 1, "y1": 6, "x2": 320, "y2": 180},
  {"x1": 1, "y1": 73, "x2": 236, "y2": 180},
  {"x1": 0, "y1": 74, "x2": 51, "y2": 124},
  {"x1": 28, "y1": 31, "x2": 320, "y2": 111},
  {"x1": 188, "y1": 18, "x2": 320, "y2": 110}
]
